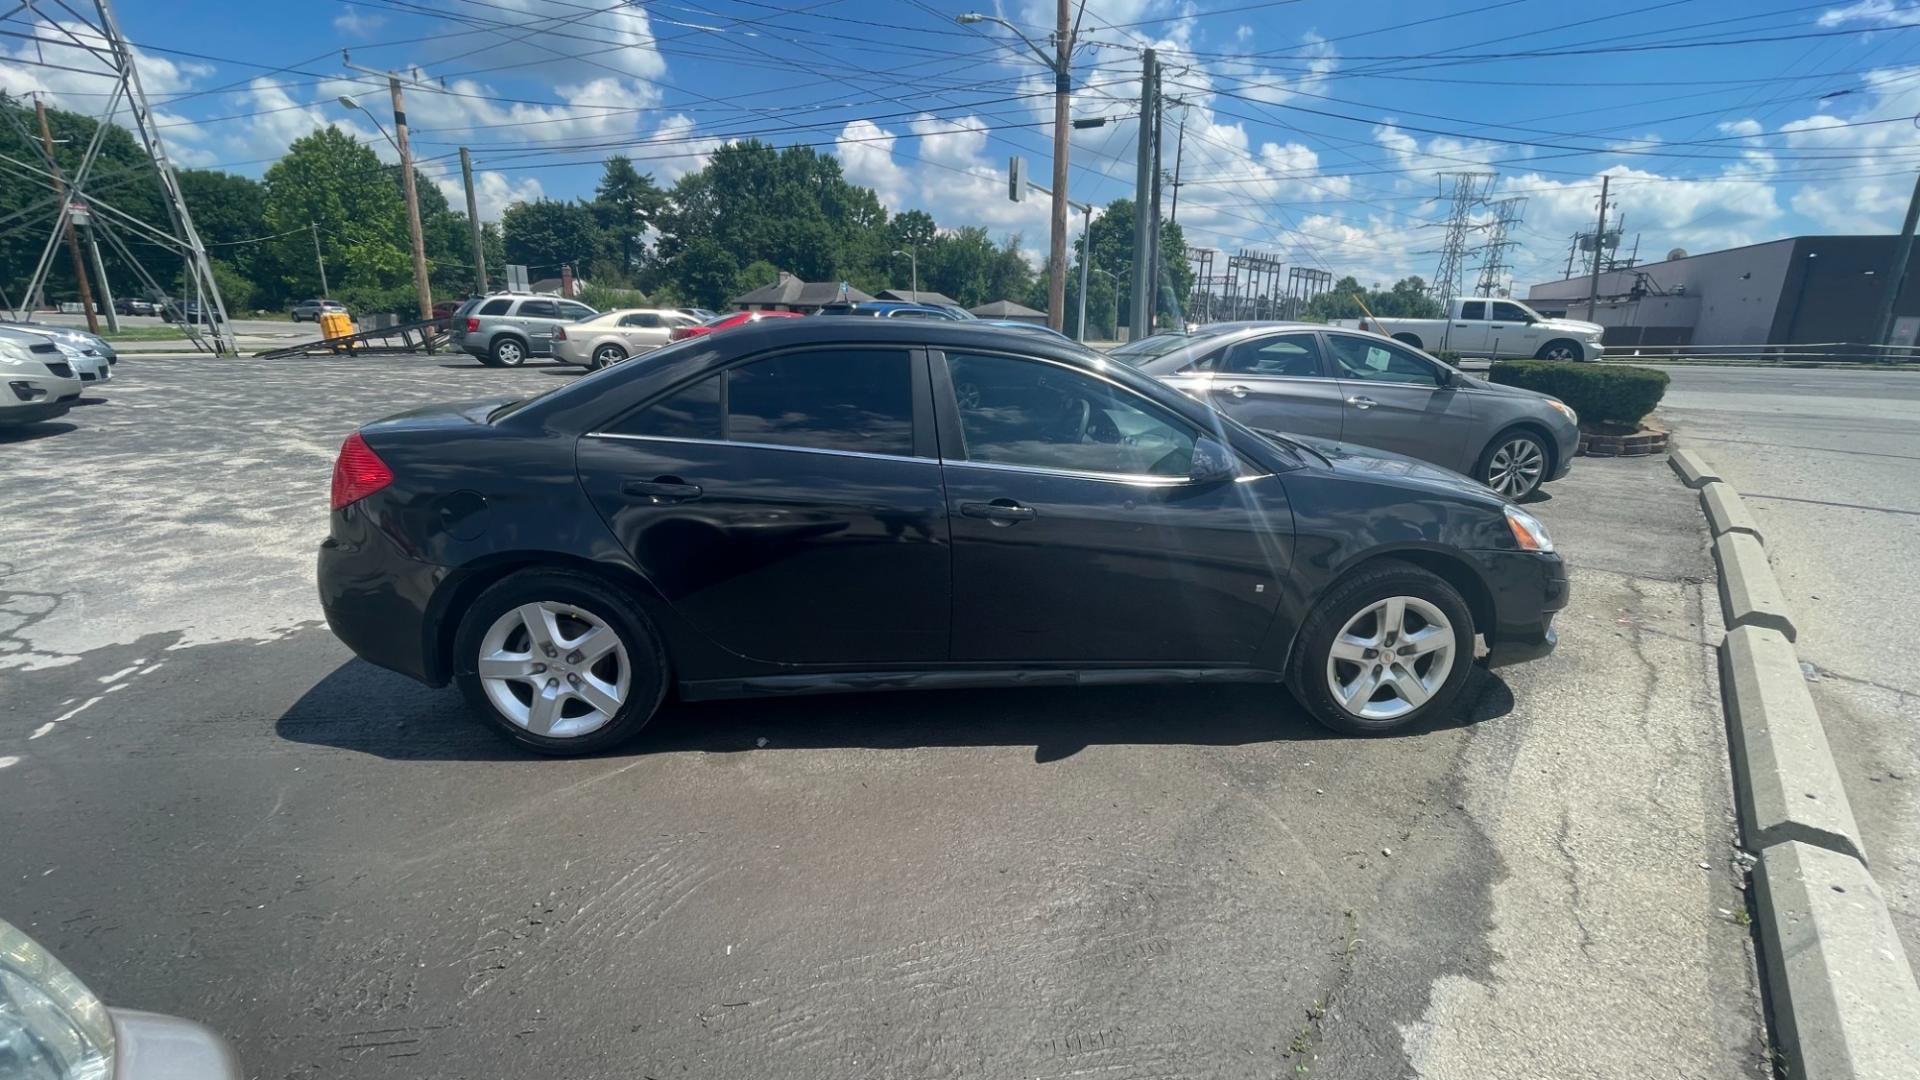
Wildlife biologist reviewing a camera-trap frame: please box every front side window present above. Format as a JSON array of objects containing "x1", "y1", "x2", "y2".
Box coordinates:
[
  {"x1": 518, "y1": 300, "x2": 560, "y2": 319},
  {"x1": 613, "y1": 375, "x2": 721, "y2": 439},
  {"x1": 1325, "y1": 336, "x2": 1441, "y2": 387},
  {"x1": 1491, "y1": 301, "x2": 1533, "y2": 323},
  {"x1": 947, "y1": 353, "x2": 1195, "y2": 477},
  {"x1": 478, "y1": 298, "x2": 512, "y2": 316},
  {"x1": 1458, "y1": 301, "x2": 1487, "y2": 320},
  {"x1": 1216, "y1": 333, "x2": 1325, "y2": 378},
  {"x1": 727, "y1": 350, "x2": 914, "y2": 455}
]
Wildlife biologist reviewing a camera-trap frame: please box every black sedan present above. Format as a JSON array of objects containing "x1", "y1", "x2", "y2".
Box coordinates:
[{"x1": 319, "y1": 320, "x2": 1566, "y2": 755}]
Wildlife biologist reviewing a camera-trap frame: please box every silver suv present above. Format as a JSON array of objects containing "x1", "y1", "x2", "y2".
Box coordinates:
[{"x1": 449, "y1": 294, "x2": 598, "y2": 367}]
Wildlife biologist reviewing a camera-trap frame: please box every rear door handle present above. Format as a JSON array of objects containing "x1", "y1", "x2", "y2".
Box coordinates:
[
  {"x1": 1224, "y1": 383, "x2": 1250, "y2": 399},
  {"x1": 1347, "y1": 396, "x2": 1377, "y2": 410},
  {"x1": 624, "y1": 477, "x2": 703, "y2": 501},
  {"x1": 960, "y1": 500, "x2": 1036, "y2": 525}
]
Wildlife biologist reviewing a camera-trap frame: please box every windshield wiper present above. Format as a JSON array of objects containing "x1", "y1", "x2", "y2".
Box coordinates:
[{"x1": 1254, "y1": 427, "x2": 1333, "y2": 467}]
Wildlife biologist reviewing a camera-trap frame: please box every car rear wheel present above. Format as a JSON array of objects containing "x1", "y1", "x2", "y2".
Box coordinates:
[
  {"x1": 1535, "y1": 339, "x2": 1582, "y2": 361},
  {"x1": 1391, "y1": 333, "x2": 1423, "y2": 350},
  {"x1": 1287, "y1": 561, "x2": 1475, "y2": 735},
  {"x1": 590, "y1": 343, "x2": 626, "y2": 370},
  {"x1": 1477, "y1": 429, "x2": 1550, "y2": 499},
  {"x1": 453, "y1": 571, "x2": 668, "y2": 756},
  {"x1": 491, "y1": 337, "x2": 527, "y2": 367}
]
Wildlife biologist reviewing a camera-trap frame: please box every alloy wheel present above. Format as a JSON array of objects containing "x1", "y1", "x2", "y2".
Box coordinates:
[
  {"x1": 477, "y1": 601, "x2": 630, "y2": 738},
  {"x1": 495, "y1": 341, "x2": 524, "y2": 366},
  {"x1": 1324, "y1": 595, "x2": 1456, "y2": 721},
  {"x1": 593, "y1": 345, "x2": 624, "y2": 369},
  {"x1": 1486, "y1": 437, "x2": 1545, "y2": 498},
  {"x1": 1544, "y1": 344, "x2": 1577, "y2": 360}
]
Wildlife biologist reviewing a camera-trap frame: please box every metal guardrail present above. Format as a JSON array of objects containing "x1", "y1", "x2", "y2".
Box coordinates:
[{"x1": 1598, "y1": 342, "x2": 1920, "y2": 364}]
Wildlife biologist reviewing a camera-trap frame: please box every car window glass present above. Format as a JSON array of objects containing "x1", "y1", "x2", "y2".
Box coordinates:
[
  {"x1": 889, "y1": 309, "x2": 935, "y2": 319},
  {"x1": 478, "y1": 298, "x2": 512, "y2": 316},
  {"x1": 1218, "y1": 333, "x2": 1324, "y2": 378},
  {"x1": 560, "y1": 302, "x2": 596, "y2": 321},
  {"x1": 947, "y1": 353, "x2": 1195, "y2": 477},
  {"x1": 610, "y1": 374, "x2": 721, "y2": 440},
  {"x1": 620, "y1": 313, "x2": 660, "y2": 328},
  {"x1": 1491, "y1": 302, "x2": 1531, "y2": 322},
  {"x1": 1325, "y1": 336, "x2": 1440, "y2": 386},
  {"x1": 726, "y1": 349, "x2": 914, "y2": 456},
  {"x1": 517, "y1": 300, "x2": 559, "y2": 319},
  {"x1": 1458, "y1": 301, "x2": 1486, "y2": 320}
]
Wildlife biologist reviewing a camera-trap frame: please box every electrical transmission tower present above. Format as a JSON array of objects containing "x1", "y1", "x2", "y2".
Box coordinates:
[
  {"x1": 1427, "y1": 171, "x2": 1495, "y2": 301},
  {"x1": 3, "y1": 0, "x2": 234, "y2": 353},
  {"x1": 1473, "y1": 196, "x2": 1527, "y2": 296}
]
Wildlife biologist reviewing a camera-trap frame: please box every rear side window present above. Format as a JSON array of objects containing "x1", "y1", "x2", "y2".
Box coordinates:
[
  {"x1": 519, "y1": 300, "x2": 560, "y2": 319},
  {"x1": 478, "y1": 298, "x2": 512, "y2": 316},
  {"x1": 606, "y1": 349, "x2": 915, "y2": 457},
  {"x1": 620, "y1": 313, "x2": 663, "y2": 328},
  {"x1": 1458, "y1": 301, "x2": 1487, "y2": 320}
]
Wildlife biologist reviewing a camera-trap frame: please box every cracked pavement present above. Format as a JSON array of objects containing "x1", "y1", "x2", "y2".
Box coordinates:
[{"x1": 1, "y1": 353, "x2": 1760, "y2": 1078}]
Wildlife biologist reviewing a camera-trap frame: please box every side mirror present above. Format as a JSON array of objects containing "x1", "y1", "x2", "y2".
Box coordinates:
[{"x1": 1189, "y1": 436, "x2": 1237, "y2": 485}]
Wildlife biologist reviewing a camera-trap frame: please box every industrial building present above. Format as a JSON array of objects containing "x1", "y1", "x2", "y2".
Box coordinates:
[{"x1": 1525, "y1": 235, "x2": 1920, "y2": 350}]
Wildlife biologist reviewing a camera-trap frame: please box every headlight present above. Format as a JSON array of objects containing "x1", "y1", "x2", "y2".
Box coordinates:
[
  {"x1": 0, "y1": 918, "x2": 114, "y2": 1080},
  {"x1": 1505, "y1": 504, "x2": 1554, "y2": 552},
  {"x1": 1545, "y1": 399, "x2": 1578, "y2": 425}
]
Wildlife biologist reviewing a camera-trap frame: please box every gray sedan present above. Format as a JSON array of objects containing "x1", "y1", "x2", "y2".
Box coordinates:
[{"x1": 1112, "y1": 322, "x2": 1580, "y2": 499}]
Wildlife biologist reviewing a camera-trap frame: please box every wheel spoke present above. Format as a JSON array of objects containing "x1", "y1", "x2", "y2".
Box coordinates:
[
  {"x1": 1381, "y1": 597, "x2": 1407, "y2": 639},
  {"x1": 1341, "y1": 667, "x2": 1381, "y2": 707},
  {"x1": 1330, "y1": 634, "x2": 1372, "y2": 662},
  {"x1": 571, "y1": 674, "x2": 623, "y2": 716},
  {"x1": 568, "y1": 625, "x2": 619, "y2": 664},
  {"x1": 477, "y1": 652, "x2": 534, "y2": 680},
  {"x1": 1401, "y1": 625, "x2": 1450, "y2": 656},
  {"x1": 516, "y1": 603, "x2": 560, "y2": 653},
  {"x1": 526, "y1": 686, "x2": 563, "y2": 735},
  {"x1": 1393, "y1": 666, "x2": 1432, "y2": 707}
]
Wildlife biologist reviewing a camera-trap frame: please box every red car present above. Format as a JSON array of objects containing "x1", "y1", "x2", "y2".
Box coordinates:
[
  {"x1": 668, "y1": 309, "x2": 804, "y2": 342},
  {"x1": 431, "y1": 299, "x2": 464, "y2": 320}
]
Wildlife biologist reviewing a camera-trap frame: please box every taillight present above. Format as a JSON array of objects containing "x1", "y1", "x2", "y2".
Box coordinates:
[
  {"x1": 668, "y1": 327, "x2": 689, "y2": 341},
  {"x1": 464, "y1": 317, "x2": 479, "y2": 332},
  {"x1": 331, "y1": 431, "x2": 393, "y2": 511},
  {"x1": 552, "y1": 326, "x2": 567, "y2": 341}
]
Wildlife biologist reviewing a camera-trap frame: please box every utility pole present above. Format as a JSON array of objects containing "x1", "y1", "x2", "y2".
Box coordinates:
[
  {"x1": 1131, "y1": 47, "x2": 1156, "y2": 341},
  {"x1": 1146, "y1": 64, "x2": 1164, "y2": 332},
  {"x1": 1169, "y1": 108, "x2": 1187, "y2": 224},
  {"x1": 84, "y1": 224, "x2": 118, "y2": 332},
  {"x1": 460, "y1": 147, "x2": 488, "y2": 295},
  {"x1": 1585, "y1": 174, "x2": 1611, "y2": 325},
  {"x1": 388, "y1": 75, "x2": 432, "y2": 320},
  {"x1": 1076, "y1": 204, "x2": 1091, "y2": 342},
  {"x1": 1875, "y1": 172, "x2": 1920, "y2": 346},
  {"x1": 311, "y1": 221, "x2": 329, "y2": 296},
  {"x1": 35, "y1": 98, "x2": 100, "y2": 334}
]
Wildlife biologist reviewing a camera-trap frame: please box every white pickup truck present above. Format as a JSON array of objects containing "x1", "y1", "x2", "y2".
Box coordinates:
[{"x1": 1335, "y1": 297, "x2": 1604, "y2": 362}]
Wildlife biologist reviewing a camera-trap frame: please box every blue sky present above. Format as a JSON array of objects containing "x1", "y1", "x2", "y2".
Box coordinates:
[{"x1": 8, "y1": 0, "x2": 1920, "y2": 290}]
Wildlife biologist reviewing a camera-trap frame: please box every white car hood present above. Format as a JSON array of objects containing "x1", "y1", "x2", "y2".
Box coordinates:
[{"x1": 1537, "y1": 317, "x2": 1603, "y2": 337}]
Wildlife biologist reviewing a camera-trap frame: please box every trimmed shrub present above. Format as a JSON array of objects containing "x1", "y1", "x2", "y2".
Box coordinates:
[{"x1": 1489, "y1": 361, "x2": 1669, "y2": 426}]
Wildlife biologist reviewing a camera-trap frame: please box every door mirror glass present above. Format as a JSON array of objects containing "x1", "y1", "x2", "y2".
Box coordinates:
[{"x1": 1189, "y1": 436, "x2": 1236, "y2": 485}]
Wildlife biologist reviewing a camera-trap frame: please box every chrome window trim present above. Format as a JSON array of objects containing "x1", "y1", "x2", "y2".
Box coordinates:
[{"x1": 583, "y1": 431, "x2": 932, "y2": 465}]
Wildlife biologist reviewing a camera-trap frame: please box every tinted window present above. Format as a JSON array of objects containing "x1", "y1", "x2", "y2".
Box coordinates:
[
  {"x1": 612, "y1": 375, "x2": 721, "y2": 440},
  {"x1": 620, "y1": 313, "x2": 662, "y2": 328},
  {"x1": 478, "y1": 298, "x2": 512, "y2": 316},
  {"x1": 727, "y1": 350, "x2": 914, "y2": 456},
  {"x1": 888, "y1": 309, "x2": 938, "y2": 319},
  {"x1": 1491, "y1": 301, "x2": 1532, "y2": 322},
  {"x1": 947, "y1": 353, "x2": 1195, "y2": 477},
  {"x1": 1217, "y1": 333, "x2": 1324, "y2": 377},
  {"x1": 1325, "y1": 336, "x2": 1440, "y2": 386},
  {"x1": 519, "y1": 300, "x2": 560, "y2": 319},
  {"x1": 1458, "y1": 301, "x2": 1487, "y2": 320},
  {"x1": 559, "y1": 301, "x2": 597, "y2": 321}
]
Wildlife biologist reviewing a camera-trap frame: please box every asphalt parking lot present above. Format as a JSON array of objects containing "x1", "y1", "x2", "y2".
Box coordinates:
[{"x1": 1, "y1": 353, "x2": 1763, "y2": 1079}]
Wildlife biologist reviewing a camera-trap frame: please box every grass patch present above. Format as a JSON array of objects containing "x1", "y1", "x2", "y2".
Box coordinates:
[{"x1": 102, "y1": 326, "x2": 199, "y2": 342}]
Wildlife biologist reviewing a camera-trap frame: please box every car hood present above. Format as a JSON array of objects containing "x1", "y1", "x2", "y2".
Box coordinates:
[
  {"x1": 1537, "y1": 317, "x2": 1602, "y2": 338},
  {"x1": 1258, "y1": 429, "x2": 1506, "y2": 506}
]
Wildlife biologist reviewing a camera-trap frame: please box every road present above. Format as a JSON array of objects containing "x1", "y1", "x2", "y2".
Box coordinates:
[
  {"x1": 1659, "y1": 365, "x2": 1920, "y2": 965},
  {"x1": 1, "y1": 353, "x2": 1762, "y2": 1079}
]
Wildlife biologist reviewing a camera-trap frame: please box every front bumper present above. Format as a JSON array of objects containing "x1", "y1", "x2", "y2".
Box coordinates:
[
  {"x1": 1474, "y1": 549, "x2": 1569, "y2": 668},
  {"x1": 318, "y1": 514, "x2": 451, "y2": 686}
]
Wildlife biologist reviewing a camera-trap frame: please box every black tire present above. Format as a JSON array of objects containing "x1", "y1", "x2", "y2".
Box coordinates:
[
  {"x1": 1474, "y1": 426, "x2": 1551, "y2": 500},
  {"x1": 590, "y1": 343, "x2": 627, "y2": 370},
  {"x1": 1391, "y1": 332, "x2": 1423, "y2": 350},
  {"x1": 1286, "y1": 560, "x2": 1476, "y2": 735},
  {"x1": 490, "y1": 337, "x2": 528, "y2": 367},
  {"x1": 453, "y1": 570, "x2": 669, "y2": 756},
  {"x1": 1535, "y1": 339, "x2": 1582, "y2": 362}
]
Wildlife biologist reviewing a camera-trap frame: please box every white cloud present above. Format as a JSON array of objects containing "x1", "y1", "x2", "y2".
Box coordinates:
[
  {"x1": 836, "y1": 119, "x2": 911, "y2": 207},
  {"x1": 432, "y1": 169, "x2": 543, "y2": 222},
  {"x1": 332, "y1": 10, "x2": 386, "y2": 36},
  {"x1": 0, "y1": 18, "x2": 209, "y2": 109},
  {"x1": 1818, "y1": 0, "x2": 1920, "y2": 27}
]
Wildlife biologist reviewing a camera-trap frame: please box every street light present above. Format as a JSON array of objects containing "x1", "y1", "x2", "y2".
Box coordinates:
[
  {"x1": 959, "y1": 8, "x2": 1073, "y2": 334},
  {"x1": 335, "y1": 95, "x2": 399, "y2": 152},
  {"x1": 891, "y1": 248, "x2": 918, "y2": 296}
]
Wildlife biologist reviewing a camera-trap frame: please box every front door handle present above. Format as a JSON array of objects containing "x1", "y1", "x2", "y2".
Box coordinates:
[
  {"x1": 1347, "y1": 396, "x2": 1377, "y2": 410},
  {"x1": 624, "y1": 477, "x2": 703, "y2": 501},
  {"x1": 1224, "y1": 383, "x2": 1251, "y2": 399},
  {"x1": 960, "y1": 499, "x2": 1036, "y2": 525}
]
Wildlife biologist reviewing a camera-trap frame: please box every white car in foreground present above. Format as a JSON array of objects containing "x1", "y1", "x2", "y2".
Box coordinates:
[{"x1": 0, "y1": 338, "x2": 84, "y2": 425}]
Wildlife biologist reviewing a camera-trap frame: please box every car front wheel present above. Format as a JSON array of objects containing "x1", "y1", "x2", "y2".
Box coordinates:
[
  {"x1": 1478, "y1": 430, "x2": 1549, "y2": 499},
  {"x1": 1535, "y1": 339, "x2": 1583, "y2": 361},
  {"x1": 1287, "y1": 561, "x2": 1475, "y2": 735},
  {"x1": 453, "y1": 571, "x2": 668, "y2": 756}
]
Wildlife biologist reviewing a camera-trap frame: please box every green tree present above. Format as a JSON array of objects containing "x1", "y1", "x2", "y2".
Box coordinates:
[
  {"x1": 1079, "y1": 198, "x2": 1186, "y2": 329},
  {"x1": 176, "y1": 169, "x2": 268, "y2": 285},
  {"x1": 1301, "y1": 275, "x2": 1442, "y2": 322},
  {"x1": 592, "y1": 155, "x2": 664, "y2": 279},
  {"x1": 732, "y1": 259, "x2": 781, "y2": 300},
  {"x1": 889, "y1": 209, "x2": 936, "y2": 251},
  {"x1": 261, "y1": 126, "x2": 410, "y2": 303},
  {"x1": 502, "y1": 198, "x2": 603, "y2": 277}
]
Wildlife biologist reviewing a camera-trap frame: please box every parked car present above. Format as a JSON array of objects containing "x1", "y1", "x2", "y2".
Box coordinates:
[
  {"x1": 431, "y1": 299, "x2": 464, "y2": 320},
  {"x1": 667, "y1": 309, "x2": 805, "y2": 342},
  {"x1": 976, "y1": 319, "x2": 1078, "y2": 343},
  {"x1": 0, "y1": 337, "x2": 83, "y2": 425},
  {"x1": 551, "y1": 308, "x2": 698, "y2": 369},
  {"x1": 113, "y1": 295, "x2": 156, "y2": 316},
  {"x1": 815, "y1": 301, "x2": 969, "y2": 320},
  {"x1": 672, "y1": 307, "x2": 718, "y2": 322},
  {"x1": 0, "y1": 321, "x2": 116, "y2": 366},
  {"x1": 319, "y1": 318, "x2": 1567, "y2": 757},
  {"x1": 1332, "y1": 297, "x2": 1604, "y2": 362},
  {"x1": 291, "y1": 298, "x2": 348, "y2": 322},
  {"x1": 0, "y1": 915, "x2": 242, "y2": 1078},
  {"x1": 1111, "y1": 322, "x2": 1580, "y2": 500},
  {"x1": 448, "y1": 293, "x2": 599, "y2": 366},
  {"x1": 159, "y1": 299, "x2": 223, "y2": 324}
]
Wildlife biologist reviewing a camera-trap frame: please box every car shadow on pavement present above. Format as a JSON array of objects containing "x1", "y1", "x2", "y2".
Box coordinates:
[
  {"x1": 0, "y1": 421, "x2": 77, "y2": 443},
  {"x1": 276, "y1": 657, "x2": 1515, "y2": 763}
]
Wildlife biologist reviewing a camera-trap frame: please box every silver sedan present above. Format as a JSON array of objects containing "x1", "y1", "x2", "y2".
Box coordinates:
[
  {"x1": 550, "y1": 309, "x2": 699, "y2": 369},
  {"x1": 1112, "y1": 322, "x2": 1580, "y2": 499}
]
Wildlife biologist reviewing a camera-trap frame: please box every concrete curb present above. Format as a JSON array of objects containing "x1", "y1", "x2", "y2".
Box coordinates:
[
  {"x1": 1721, "y1": 626, "x2": 1865, "y2": 863},
  {"x1": 1753, "y1": 842, "x2": 1920, "y2": 1079},
  {"x1": 1713, "y1": 532, "x2": 1797, "y2": 641},
  {"x1": 1679, "y1": 448, "x2": 1920, "y2": 1079},
  {"x1": 1669, "y1": 447, "x2": 1722, "y2": 488},
  {"x1": 1700, "y1": 481, "x2": 1763, "y2": 543}
]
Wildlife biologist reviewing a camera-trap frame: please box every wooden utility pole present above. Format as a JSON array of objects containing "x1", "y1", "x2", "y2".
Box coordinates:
[
  {"x1": 388, "y1": 75, "x2": 433, "y2": 321},
  {"x1": 460, "y1": 147, "x2": 488, "y2": 295},
  {"x1": 35, "y1": 97, "x2": 100, "y2": 333},
  {"x1": 1130, "y1": 48, "x2": 1156, "y2": 341},
  {"x1": 311, "y1": 221, "x2": 329, "y2": 296},
  {"x1": 1875, "y1": 172, "x2": 1920, "y2": 347},
  {"x1": 1046, "y1": 0, "x2": 1071, "y2": 332},
  {"x1": 1584, "y1": 174, "x2": 1610, "y2": 326}
]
